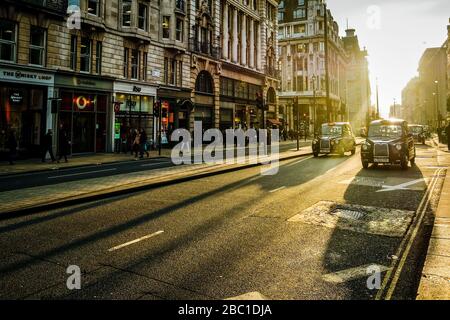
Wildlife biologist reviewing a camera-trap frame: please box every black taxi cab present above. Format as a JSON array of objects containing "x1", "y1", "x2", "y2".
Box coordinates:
[
  {"x1": 312, "y1": 122, "x2": 357, "y2": 157},
  {"x1": 408, "y1": 124, "x2": 426, "y2": 144},
  {"x1": 361, "y1": 119, "x2": 416, "y2": 170}
]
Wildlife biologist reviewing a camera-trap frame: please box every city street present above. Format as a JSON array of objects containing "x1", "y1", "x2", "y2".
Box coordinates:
[{"x1": 0, "y1": 142, "x2": 448, "y2": 300}]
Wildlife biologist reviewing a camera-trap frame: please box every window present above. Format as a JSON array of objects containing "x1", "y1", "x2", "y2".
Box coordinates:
[
  {"x1": 70, "y1": 35, "x2": 77, "y2": 70},
  {"x1": 131, "y1": 49, "x2": 139, "y2": 79},
  {"x1": 95, "y1": 41, "x2": 102, "y2": 74},
  {"x1": 0, "y1": 21, "x2": 17, "y2": 62},
  {"x1": 80, "y1": 38, "x2": 91, "y2": 72},
  {"x1": 88, "y1": 0, "x2": 100, "y2": 16},
  {"x1": 195, "y1": 71, "x2": 213, "y2": 94},
  {"x1": 162, "y1": 16, "x2": 170, "y2": 39},
  {"x1": 297, "y1": 0, "x2": 305, "y2": 6},
  {"x1": 143, "y1": 52, "x2": 148, "y2": 81},
  {"x1": 138, "y1": 3, "x2": 148, "y2": 31},
  {"x1": 293, "y1": 24, "x2": 305, "y2": 34},
  {"x1": 29, "y1": 27, "x2": 46, "y2": 66},
  {"x1": 293, "y1": 8, "x2": 306, "y2": 19},
  {"x1": 178, "y1": 61, "x2": 182, "y2": 87},
  {"x1": 123, "y1": 48, "x2": 129, "y2": 78},
  {"x1": 176, "y1": 18, "x2": 183, "y2": 42},
  {"x1": 122, "y1": 0, "x2": 132, "y2": 27},
  {"x1": 164, "y1": 57, "x2": 168, "y2": 83},
  {"x1": 278, "y1": 27, "x2": 284, "y2": 37},
  {"x1": 278, "y1": 1, "x2": 284, "y2": 9},
  {"x1": 278, "y1": 12, "x2": 284, "y2": 22},
  {"x1": 175, "y1": 0, "x2": 185, "y2": 11},
  {"x1": 169, "y1": 59, "x2": 176, "y2": 85}
]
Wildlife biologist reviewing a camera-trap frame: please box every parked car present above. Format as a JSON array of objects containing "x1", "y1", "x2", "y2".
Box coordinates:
[
  {"x1": 312, "y1": 122, "x2": 356, "y2": 157},
  {"x1": 408, "y1": 124, "x2": 426, "y2": 144},
  {"x1": 361, "y1": 119, "x2": 416, "y2": 170}
]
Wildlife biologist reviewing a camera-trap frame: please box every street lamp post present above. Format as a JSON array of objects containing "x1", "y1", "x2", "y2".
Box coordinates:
[{"x1": 434, "y1": 80, "x2": 441, "y2": 142}]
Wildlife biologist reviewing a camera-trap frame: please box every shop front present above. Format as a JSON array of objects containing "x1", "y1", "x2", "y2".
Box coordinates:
[
  {"x1": 55, "y1": 73, "x2": 113, "y2": 154},
  {"x1": 0, "y1": 65, "x2": 54, "y2": 159},
  {"x1": 157, "y1": 87, "x2": 193, "y2": 145},
  {"x1": 113, "y1": 81, "x2": 156, "y2": 152}
]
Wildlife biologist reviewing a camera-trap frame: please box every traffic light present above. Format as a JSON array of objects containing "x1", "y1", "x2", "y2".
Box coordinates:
[{"x1": 153, "y1": 101, "x2": 160, "y2": 117}]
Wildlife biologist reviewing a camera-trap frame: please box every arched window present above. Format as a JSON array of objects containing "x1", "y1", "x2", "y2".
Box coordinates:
[
  {"x1": 267, "y1": 87, "x2": 276, "y2": 104},
  {"x1": 195, "y1": 71, "x2": 214, "y2": 94}
]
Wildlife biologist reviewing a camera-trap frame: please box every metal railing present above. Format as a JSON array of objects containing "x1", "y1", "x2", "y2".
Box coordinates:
[{"x1": 189, "y1": 38, "x2": 221, "y2": 59}]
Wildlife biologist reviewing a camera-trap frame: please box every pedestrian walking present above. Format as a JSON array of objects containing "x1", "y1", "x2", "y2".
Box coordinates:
[
  {"x1": 139, "y1": 129, "x2": 150, "y2": 159},
  {"x1": 6, "y1": 129, "x2": 17, "y2": 165},
  {"x1": 41, "y1": 129, "x2": 56, "y2": 163},
  {"x1": 132, "y1": 129, "x2": 141, "y2": 160},
  {"x1": 446, "y1": 122, "x2": 450, "y2": 151},
  {"x1": 58, "y1": 125, "x2": 70, "y2": 163}
]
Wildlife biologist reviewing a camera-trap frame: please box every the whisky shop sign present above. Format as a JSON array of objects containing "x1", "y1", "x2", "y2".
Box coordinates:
[{"x1": 0, "y1": 67, "x2": 54, "y2": 85}]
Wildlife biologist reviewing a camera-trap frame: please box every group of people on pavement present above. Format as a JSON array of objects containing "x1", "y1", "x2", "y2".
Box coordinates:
[{"x1": 130, "y1": 128, "x2": 150, "y2": 160}]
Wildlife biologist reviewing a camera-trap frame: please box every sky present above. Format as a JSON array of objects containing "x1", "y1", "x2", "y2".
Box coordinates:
[{"x1": 326, "y1": 0, "x2": 449, "y2": 117}]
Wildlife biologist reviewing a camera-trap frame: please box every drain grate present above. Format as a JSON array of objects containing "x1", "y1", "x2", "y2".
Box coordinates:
[{"x1": 331, "y1": 208, "x2": 365, "y2": 220}]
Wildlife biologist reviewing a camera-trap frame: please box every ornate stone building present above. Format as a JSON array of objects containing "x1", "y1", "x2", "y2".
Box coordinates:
[{"x1": 278, "y1": 0, "x2": 348, "y2": 134}]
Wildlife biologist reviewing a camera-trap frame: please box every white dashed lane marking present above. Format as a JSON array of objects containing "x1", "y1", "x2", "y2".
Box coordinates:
[{"x1": 108, "y1": 230, "x2": 164, "y2": 252}]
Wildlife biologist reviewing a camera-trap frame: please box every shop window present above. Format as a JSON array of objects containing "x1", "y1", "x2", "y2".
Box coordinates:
[
  {"x1": 138, "y1": 3, "x2": 148, "y2": 31},
  {"x1": 70, "y1": 35, "x2": 77, "y2": 70},
  {"x1": 96, "y1": 41, "x2": 102, "y2": 74},
  {"x1": 176, "y1": 18, "x2": 183, "y2": 42},
  {"x1": 293, "y1": 8, "x2": 306, "y2": 20},
  {"x1": 131, "y1": 49, "x2": 139, "y2": 80},
  {"x1": 122, "y1": 0, "x2": 132, "y2": 27},
  {"x1": 162, "y1": 16, "x2": 170, "y2": 39},
  {"x1": 29, "y1": 27, "x2": 46, "y2": 66},
  {"x1": 80, "y1": 38, "x2": 92, "y2": 73},
  {"x1": 0, "y1": 20, "x2": 17, "y2": 62},
  {"x1": 88, "y1": 0, "x2": 100, "y2": 16}
]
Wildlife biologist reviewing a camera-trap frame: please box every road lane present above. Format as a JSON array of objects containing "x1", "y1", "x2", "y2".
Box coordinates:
[{"x1": 0, "y1": 143, "x2": 446, "y2": 300}]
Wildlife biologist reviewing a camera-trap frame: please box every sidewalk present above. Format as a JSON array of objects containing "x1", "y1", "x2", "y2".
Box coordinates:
[
  {"x1": 0, "y1": 147, "x2": 313, "y2": 217},
  {"x1": 416, "y1": 141, "x2": 450, "y2": 300},
  {"x1": 0, "y1": 140, "x2": 309, "y2": 176}
]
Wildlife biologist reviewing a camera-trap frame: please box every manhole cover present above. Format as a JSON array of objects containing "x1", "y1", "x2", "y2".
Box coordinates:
[
  {"x1": 331, "y1": 208, "x2": 365, "y2": 220},
  {"x1": 288, "y1": 201, "x2": 415, "y2": 237}
]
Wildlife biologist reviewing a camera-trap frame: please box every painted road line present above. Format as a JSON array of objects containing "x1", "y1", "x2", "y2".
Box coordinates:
[
  {"x1": 376, "y1": 178, "x2": 430, "y2": 192},
  {"x1": 322, "y1": 264, "x2": 391, "y2": 284},
  {"x1": 284, "y1": 156, "x2": 314, "y2": 167},
  {"x1": 384, "y1": 168, "x2": 444, "y2": 300},
  {"x1": 375, "y1": 168, "x2": 443, "y2": 300},
  {"x1": 48, "y1": 168, "x2": 117, "y2": 179},
  {"x1": 141, "y1": 162, "x2": 171, "y2": 168},
  {"x1": 269, "y1": 186, "x2": 286, "y2": 193},
  {"x1": 108, "y1": 230, "x2": 164, "y2": 252}
]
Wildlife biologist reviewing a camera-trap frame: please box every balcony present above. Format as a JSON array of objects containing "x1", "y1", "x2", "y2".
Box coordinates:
[{"x1": 189, "y1": 38, "x2": 221, "y2": 59}]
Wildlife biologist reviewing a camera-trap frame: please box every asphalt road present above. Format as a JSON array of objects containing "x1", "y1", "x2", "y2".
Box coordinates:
[
  {"x1": 0, "y1": 142, "x2": 447, "y2": 300},
  {"x1": 0, "y1": 141, "x2": 306, "y2": 192}
]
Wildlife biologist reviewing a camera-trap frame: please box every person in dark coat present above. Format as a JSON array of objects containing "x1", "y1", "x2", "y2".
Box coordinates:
[
  {"x1": 6, "y1": 129, "x2": 17, "y2": 165},
  {"x1": 139, "y1": 129, "x2": 150, "y2": 159},
  {"x1": 446, "y1": 122, "x2": 450, "y2": 151},
  {"x1": 58, "y1": 125, "x2": 70, "y2": 163},
  {"x1": 41, "y1": 129, "x2": 56, "y2": 163}
]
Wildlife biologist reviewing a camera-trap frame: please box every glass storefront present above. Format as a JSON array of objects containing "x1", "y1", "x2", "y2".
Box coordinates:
[
  {"x1": 59, "y1": 91, "x2": 108, "y2": 154},
  {"x1": 0, "y1": 84, "x2": 46, "y2": 158},
  {"x1": 114, "y1": 93, "x2": 154, "y2": 137}
]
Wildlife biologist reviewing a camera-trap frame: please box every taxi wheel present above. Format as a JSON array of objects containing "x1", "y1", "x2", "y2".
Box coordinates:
[
  {"x1": 351, "y1": 148, "x2": 356, "y2": 155},
  {"x1": 401, "y1": 154, "x2": 409, "y2": 170},
  {"x1": 362, "y1": 160, "x2": 369, "y2": 169},
  {"x1": 313, "y1": 152, "x2": 319, "y2": 158}
]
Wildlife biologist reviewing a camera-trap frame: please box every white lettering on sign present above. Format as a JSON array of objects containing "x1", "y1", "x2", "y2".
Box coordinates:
[{"x1": 0, "y1": 69, "x2": 54, "y2": 85}]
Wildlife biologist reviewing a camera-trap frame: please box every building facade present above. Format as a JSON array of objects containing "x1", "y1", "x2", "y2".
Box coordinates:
[
  {"x1": 401, "y1": 77, "x2": 421, "y2": 124},
  {"x1": 0, "y1": 0, "x2": 280, "y2": 160},
  {"x1": 277, "y1": 0, "x2": 348, "y2": 135},
  {"x1": 342, "y1": 28, "x2": 371, "y2": 131}
]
